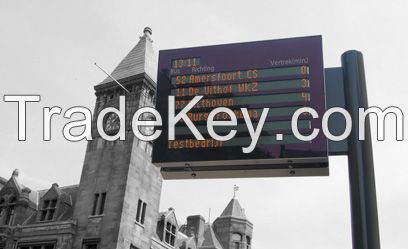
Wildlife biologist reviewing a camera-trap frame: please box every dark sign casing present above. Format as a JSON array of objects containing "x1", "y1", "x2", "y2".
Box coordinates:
[{"x1": 152, "y1": 36, "x2": 328, "y2": 179}]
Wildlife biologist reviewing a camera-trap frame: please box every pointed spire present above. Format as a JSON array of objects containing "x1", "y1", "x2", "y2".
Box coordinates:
[
  {"x1": 143, "y1": 27, "x2": 152, "y2": 38},
  {"x1": 12, "y1": 169, "x2": 19, "y2": 178},
  {"x1": 98, "y1": 26, "x2": 158, "y2": 85},
  {"x1": 219, "y1": 198, "x2": 247, "y2": 219},
  {"x1": 201, "y1": 223, "x2": 223, "y2": 249}
]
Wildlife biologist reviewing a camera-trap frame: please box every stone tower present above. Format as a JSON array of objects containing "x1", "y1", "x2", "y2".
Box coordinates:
[
  {"x1": 212, "y1": 198, "x2": 253, "y2": 249},
  {"x1": 72, "y1": 27, "x2": 162, "y2": 249}
]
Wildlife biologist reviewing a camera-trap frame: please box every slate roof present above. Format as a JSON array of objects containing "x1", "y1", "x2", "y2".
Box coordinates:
[
  {"x1": 219, "y1": 198, "x2": 247, "y2": 219},
  {"x1": 200, "y1": 224, "x2": 223, "y2": 249},
  {"x1": 175, "y1": 231, "x2": 193, "y2": 249},
  {"x1": 98, "y1": 27, "x2": 158, "y2": 85},
  {"x1": 0, "y1": 172, "x2": 38, "y2": 208},
  {"x1": 0, "y1": 176, "x2": 7, "y2": 188}
]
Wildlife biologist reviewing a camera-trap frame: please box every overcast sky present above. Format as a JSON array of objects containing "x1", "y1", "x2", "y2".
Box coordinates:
[{"x1": 1, "y1": 0, "x2": 407, "y2": 248}]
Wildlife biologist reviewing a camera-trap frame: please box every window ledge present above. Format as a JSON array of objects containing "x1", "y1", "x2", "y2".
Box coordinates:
[
  {"x1": 37, "y1": 219, "x2": 56, "y2": 223},
  {"x1": 135, "y1": 221, "x2": 145, "y2": 229},
  {"x1": 164, "y1": 241, "x2": 175, "y2": 248},
  {"x1": 88, "y1": 214, "x2": 104, "y2": 219}
]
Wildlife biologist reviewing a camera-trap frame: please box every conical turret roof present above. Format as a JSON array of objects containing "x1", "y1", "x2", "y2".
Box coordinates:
[
  {"x1": 98, "y1": 27, "x2": 157, "y2": 85},
  {"x1": 200, "y1": 223, "x2": 223, "y2": 249},
  {"x1": 219, "y1": 198, "x2": 247, "y2": 219}
]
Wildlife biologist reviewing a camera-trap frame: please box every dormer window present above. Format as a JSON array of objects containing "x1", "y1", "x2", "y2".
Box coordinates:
[
  {"x1": 5, "y1": 205, "x2": 15, "y2": 225},
  {"x1": 0, "y1": 198, "x2": 4, "y2": 216},
  {"x1": 40, "y1": 198, "x2": 58, "y2": 221},
  {"x1": 164, "y1": 222, "x2": 176, "y2": 246},
  {"x1": 0, "y1": 195, "x2": 16, "y2": 225}
]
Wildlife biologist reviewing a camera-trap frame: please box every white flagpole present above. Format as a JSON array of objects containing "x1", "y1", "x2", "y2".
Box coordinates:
[{"x1": 94, "y1": 62, "x2": 130, "y2": 94}]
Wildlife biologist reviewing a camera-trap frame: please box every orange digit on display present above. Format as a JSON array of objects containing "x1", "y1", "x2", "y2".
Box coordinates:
[
  {"x1": 302, "y1": 79, "x2": 309, "y2": 88},
  {"x1": 301, "y1": 92, "x2": 310, "y2": 101},
  {"x1": 301, "y1": 65, "x2": 309, "y2": 75}
]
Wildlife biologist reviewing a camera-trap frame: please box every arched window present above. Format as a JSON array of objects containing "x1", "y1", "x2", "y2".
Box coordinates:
[
  {"x1": 138, "y1": 114, "x2": 155, "y2": 157},
  {"x1": 232, "y1": 233, "x2": 242, "y2": 242},
  {"x1": 148, "y1": 90, "x2": 155, "y2": 104},
  {"x1": 232, "y1": 233, "x2": 242, "y2": 249},
  {"x1": 233, "y1": 242, "x2": 240, "y2": 249}
]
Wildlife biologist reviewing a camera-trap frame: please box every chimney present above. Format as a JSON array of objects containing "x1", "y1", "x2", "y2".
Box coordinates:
[{"x1": 186, "y1": 215, "x2": 206, "y2": 246}]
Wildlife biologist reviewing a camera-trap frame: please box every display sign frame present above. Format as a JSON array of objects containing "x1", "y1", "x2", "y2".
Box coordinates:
[{"x1": 152, "y1": 36, "x2": 329, "y2": 179}]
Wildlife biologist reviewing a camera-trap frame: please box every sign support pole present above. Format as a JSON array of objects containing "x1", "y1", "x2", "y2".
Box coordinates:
[{"x1": 342, "y1": 50, "x2": 381, "y2": 249}]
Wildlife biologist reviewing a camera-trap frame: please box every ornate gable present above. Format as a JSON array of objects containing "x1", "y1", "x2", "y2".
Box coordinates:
[
  {"x1": 41, "y1": 183, "x2": 61, "y2": 200},
  {"x1": 0, "y1": 172, "x2": 22, "y2": 203}
]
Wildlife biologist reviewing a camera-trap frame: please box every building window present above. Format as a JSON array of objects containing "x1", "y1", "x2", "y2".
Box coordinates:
[
  {"x1": 136, "y1": 199, "x2": 147, "y2": 224},
  {"x1": 145, "y1": 142, "x2": 153, "y2": 156},
  {"x1": 40, "y1": 199, "x2": 57, "y2": 221},
  {"x1": 82, "y1": 239, "x2": 99, "y2": 249},
  {"x1": 164, "y1": 222, "x2": 176, "y2": 246},
  {"x1": 138, "y1": 140, "x2": 146, "y2": 151},
  {"x1": 0, "y1": 196, "x2": 16, "y2": 225},
  {"x1": 136, "y1": 113, "x2": 155, "y2": 157},
  {"x1": 92, "y1": 194, "x2": 99, "y2": 215},
  {"x1": 0, "y1": 199, "x2": 3, "y2": 221},
  {"x1": 91, "y1": 192, "x2": 106, "y2": 216},
  {"x1": 232, "y1": 233, "x2": 242, "y2": 241},
  {"x1": 83, "y1": 244, "x2": 98, "y2": 249},
  {"x1": 17, "y1": 242, "x2": 55, "y2": 249},
  {"x1": 5, "y1": 205, "x2": 15, "y2": 225},
  {"x1": 99, "y1": 193, "x2": 106, "y2": 215},
  {"x1": 137, "y1": 139, "x2": 153, "y2": 156},
  {"x1": 232, "y1": 233, "x2": 242, "y2": 249},
  {"x1": 246, "y1": 236, "x2": 251, "y2": 249}
]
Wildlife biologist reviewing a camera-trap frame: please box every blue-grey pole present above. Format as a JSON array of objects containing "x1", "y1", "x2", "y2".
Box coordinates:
[{"x1": 341, "y1": 50, "x2": 380, "y2": 249}]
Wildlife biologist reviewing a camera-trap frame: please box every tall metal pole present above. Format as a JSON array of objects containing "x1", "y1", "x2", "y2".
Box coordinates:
[{"x1": 342, "y1": 50, "x2": 381, "y2": 249}]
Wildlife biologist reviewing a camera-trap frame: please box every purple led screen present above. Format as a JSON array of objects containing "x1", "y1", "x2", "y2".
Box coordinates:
[{"x1": 153, "y1": 36, "x2": 327, "y2": 168}]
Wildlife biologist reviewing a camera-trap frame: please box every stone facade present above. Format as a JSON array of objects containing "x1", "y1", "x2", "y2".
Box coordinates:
[{"x1": 0, "y1": 28, "x2": 253, "y2": 249}]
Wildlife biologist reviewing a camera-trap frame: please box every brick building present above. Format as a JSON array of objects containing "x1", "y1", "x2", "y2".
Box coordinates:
[{"x1": 0, "y1": 27, "x2": 253, "y2": 249}]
